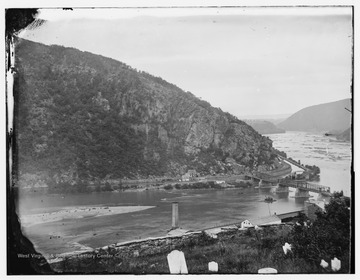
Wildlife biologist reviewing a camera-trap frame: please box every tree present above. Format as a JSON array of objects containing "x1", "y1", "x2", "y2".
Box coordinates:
[
  {"x1": 104, "y1": 182, "x2": 113, "y2": 192},
  {"x1": 290, "y1": 192, "x2": 351, "y2": 271}
]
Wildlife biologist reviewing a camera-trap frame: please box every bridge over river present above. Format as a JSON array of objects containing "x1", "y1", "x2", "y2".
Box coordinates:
[{"x1": 245, "y1": 172, "x2": 332, "y2": 200}]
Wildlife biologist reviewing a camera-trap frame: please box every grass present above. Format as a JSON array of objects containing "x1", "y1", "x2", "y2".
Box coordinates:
[
  {"x1": 55, "y1": 224, "x2": 349, "y2": 274},
  {"x1": 101, "y1": 226, "x2": 338, "y2": 274}
]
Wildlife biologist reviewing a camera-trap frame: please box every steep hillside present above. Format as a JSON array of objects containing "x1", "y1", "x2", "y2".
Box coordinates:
[
  {"x1": 14, "y1": 38, "x2": 278, "y2": 188},
  {"x1": 243, "y1": 120, "x2": 285, "y2": 134},
  {"x1": 278, "y1": 99, "x2": 351, "y2": 132}
]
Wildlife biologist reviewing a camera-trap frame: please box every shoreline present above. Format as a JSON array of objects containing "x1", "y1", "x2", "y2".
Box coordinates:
[
  {"x1": 20, "y1": 205, "x2": 156, "y2": 227},
  {"x1": 47, "y1": 218, "x2": 293, "y2": 266}
]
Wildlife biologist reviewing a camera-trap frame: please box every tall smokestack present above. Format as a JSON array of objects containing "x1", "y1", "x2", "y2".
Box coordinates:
[{"x1": 172, "y1": 202, "x2": 179, "y2": 229}]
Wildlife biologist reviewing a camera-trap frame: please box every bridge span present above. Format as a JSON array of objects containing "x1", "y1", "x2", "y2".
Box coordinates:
[
  {"x1": 245, "y1": 172, "x2": 332, "y2": 200},
  {"x1": 279, "y1": 180, "x2": 331, "y2": 194}
]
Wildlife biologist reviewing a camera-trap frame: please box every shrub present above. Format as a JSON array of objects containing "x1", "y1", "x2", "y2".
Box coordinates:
[
  {"x1": 104, "y1": 182, "x2": 113, "y2": 191},
  {"x1": 289, "y1": 193, "x2": 350, "y2": 271},
  {"x1": 163, "y1": 185, "x2": 173, "y2": 190},
  {"x1": 197, "y1": 231, "x2": 218, "y2": 246}
]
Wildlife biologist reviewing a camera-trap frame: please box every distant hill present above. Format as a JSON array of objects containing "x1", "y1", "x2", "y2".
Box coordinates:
[
  {"x1": 336, "y1": 127, "x2": 351, "y2": 142},
  {"x1": 278, "y1": 99, "x2": 351, "y2": 132},
  {"x1": 239, "y1": 113, "x2": 291, "y2": 120},
  {"x1": 14, "y1": 38, "x2": 280, "y2": 190},
  {"x1": 243, "y1": 120, "x2": 285, "y2": 135}
]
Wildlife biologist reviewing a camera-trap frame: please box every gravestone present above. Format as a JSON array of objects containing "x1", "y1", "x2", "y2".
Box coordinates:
[
  {"x1": 208, "y1": 261, "x2": 218, "y2": 272},
  {"x1": 282, "y1": 242, "x2": 292, "y2": 255},
  {"x1": 258, "y1": 267, "x2": 278, "y2": 274},
  {"x1": 331, "y1": 257, "x2": 341, "y2": 272},
  {"x1": 320, "y1": 259, "x2": 329, "y2": 268},
  {"x1": 167, "y1": 250, "x2": 188, "y2": 274}
]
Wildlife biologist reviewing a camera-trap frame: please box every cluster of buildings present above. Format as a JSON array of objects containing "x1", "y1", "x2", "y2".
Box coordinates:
[
  {"x1": 240, "y1": 200, "x2": 326, "y2": 229},
  {"x1": 180, "y1": 170, "x2": 197, "y2": 182}
]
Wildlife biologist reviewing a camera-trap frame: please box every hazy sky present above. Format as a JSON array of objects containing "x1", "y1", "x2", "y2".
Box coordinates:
[{"x1": 20, "y1": 7, "x2": 353, "y2": 118}]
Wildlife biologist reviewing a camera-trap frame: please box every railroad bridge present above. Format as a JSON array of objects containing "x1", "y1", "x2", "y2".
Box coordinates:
[
  {"x1": 245, "y1": 172, "x2": 332, "y2": 200},
  {"x1": 278, "y1": 179, "x2": 332, "y2": 199}
]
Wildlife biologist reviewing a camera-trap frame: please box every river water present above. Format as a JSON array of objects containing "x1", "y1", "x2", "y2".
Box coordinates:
[
  {"x1": 17, "y1": 131, "x2": 352, "y2": 256},
  {"x1": 266, "y1": 131, "x2": 352, "y2": 196}
]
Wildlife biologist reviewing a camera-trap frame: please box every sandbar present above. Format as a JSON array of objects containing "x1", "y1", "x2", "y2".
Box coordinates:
[{"x1": 20, "y1": 205, "x2": 155, "y2": 227}]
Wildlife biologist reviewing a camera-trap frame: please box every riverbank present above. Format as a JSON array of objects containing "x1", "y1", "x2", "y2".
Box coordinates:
[
  {"x1": 47, "y1": 221, "x2": 349, "y2": 274},
  {"x1": 20, "y1": 206, "x2": 156, "y2": 227}
]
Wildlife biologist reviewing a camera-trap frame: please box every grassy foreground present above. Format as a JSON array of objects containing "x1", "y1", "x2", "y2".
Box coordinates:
[{"x1": 115, "y1": 226, "x2": 346, "y2": 274}]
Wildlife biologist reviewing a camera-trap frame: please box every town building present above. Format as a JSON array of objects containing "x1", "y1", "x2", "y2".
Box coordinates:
[
  {"x1": 181, "y1": 169, "x2": 198, "y2": 181},
  {"x1": 181, "y1": 174, "x2": 190, "y2": 182},
  {"x1": 241, "y1": 215, "x2": 281, "y2": 229},
  {"x1": 187, "y1": 169, "x2": 197, "y2": 178}
]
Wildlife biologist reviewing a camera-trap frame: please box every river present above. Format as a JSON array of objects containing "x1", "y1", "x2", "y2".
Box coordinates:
[
  {"x1": 266, "y1": 131, "x2": 352, "y2": 196},
  {"x1": 17, "y1": 131, "x2": 352, "y2": 257}
]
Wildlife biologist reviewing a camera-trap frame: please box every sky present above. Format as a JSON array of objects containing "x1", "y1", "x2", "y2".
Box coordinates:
[{"x1": 19, "y1": 7, "x2": 353, "y2": 118}]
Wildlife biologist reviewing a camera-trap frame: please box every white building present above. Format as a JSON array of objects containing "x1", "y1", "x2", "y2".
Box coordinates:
[
  {"x1": 241, "y1": 215, "x2": 281, "y2": 229},
  {"x1": 181, "y1": 174, "x2": 191, "y2": 182}
]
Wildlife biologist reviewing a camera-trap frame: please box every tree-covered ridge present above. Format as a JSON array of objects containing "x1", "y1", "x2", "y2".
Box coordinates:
[
  {"x1": 15, "y1": 40, "x2": 163, "y2": 180},
  {"x1": 14, "y1": 38, "x2": 276, "y2": 187}
]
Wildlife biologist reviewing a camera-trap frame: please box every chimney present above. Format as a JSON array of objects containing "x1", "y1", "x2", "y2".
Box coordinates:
[{"x1": 172, "y1": 202, "x2": 179, "y2": 228}]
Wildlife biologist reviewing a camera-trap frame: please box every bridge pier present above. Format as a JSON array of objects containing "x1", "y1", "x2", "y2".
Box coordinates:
[
  {"x1": 275, "y1": 184, "x2": 289, "y2": 193},
  {"x1": 294, "y1": 188, "x2": 310, "y2": 198},
  {"x1": 274, "y1": 184, "x2": 289, "y2": 198}
]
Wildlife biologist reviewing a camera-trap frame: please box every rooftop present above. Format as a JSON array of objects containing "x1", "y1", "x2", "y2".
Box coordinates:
[{"x1": 248, "y1": 215, "x2": 281, "y2": 226}]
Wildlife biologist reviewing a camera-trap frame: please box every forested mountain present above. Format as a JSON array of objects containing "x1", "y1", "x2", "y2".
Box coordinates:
[
  {"x1": 14, "y1": 38, "x2": 279, "y2": 188},
  {"x1": 243, "y1": 120, "x2": 285, "y2": 135},
  {"x1": 278, "y1": 99, "x2": 351, "y2": 132}
]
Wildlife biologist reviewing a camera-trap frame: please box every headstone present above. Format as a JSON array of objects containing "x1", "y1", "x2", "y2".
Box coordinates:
[
  {"x1": 320, "y1": 259, "x2": 329, "y2": 268},
  {"x1": 208, "y1": 261, "x2": 218, "y2": 272},
  {"x1": 282, "y1": 242, "x2": 292, "y2": 255},
  {"x1": 331, "y1": 257, "x2": 341, "y2": 272},
  {"x1": 167, "y1": 250, "x2": 188, "y2": 274},
  {"x1": 258, "y1": 267, "x2": 278, "y2": 274}
]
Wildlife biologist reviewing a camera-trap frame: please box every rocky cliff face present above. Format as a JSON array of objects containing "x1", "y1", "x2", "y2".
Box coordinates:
[{"x1": 14, "y1": 38, "x2": 277, "y2": 186}]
